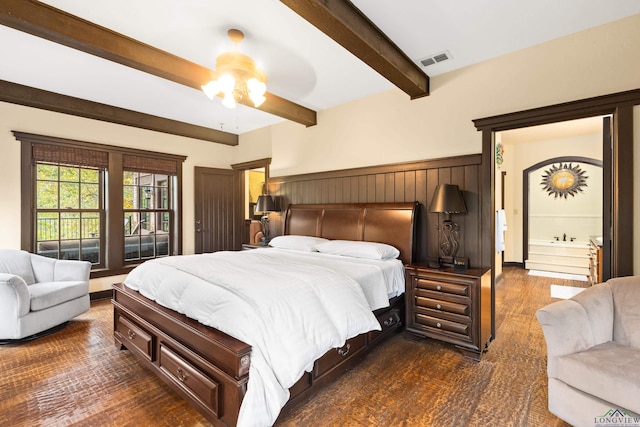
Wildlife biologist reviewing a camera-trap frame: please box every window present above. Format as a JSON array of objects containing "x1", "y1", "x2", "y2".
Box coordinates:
[
  {"x1": 36, "y1": 163, "x2": 105, "y2": 266},
  {"x1": 123, "y1": 171, "x2": 172, "y2": 261},
  {"x1": 16, "y1": 132, "x2": 185, "y2": 277}
]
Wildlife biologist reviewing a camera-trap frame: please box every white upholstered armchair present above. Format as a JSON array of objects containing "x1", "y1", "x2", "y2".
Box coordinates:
[
  {"x1": 0, "y1": 249, "x2": 90, "y2": 341},
  {"x1": 536, "y1": 276, "x2": 640, "y2": 426}
]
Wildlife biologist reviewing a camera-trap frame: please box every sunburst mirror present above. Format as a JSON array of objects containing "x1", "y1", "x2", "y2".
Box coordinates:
[{"x1": 540, "y1": 163, "x2": 588, "y2": 199}]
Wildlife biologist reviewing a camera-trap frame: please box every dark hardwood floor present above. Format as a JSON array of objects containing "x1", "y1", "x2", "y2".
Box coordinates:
[{"x1": 0, "y1": 267, "x2": 578, "y2": 426}]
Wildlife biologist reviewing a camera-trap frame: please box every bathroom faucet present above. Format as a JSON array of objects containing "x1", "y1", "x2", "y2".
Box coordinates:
[
  {"x1": 563, "y1": 233, "x2": 566, "y2": 241},
  {"x1": 554, "y1": 236, "x2": 559, "y2": 241}
]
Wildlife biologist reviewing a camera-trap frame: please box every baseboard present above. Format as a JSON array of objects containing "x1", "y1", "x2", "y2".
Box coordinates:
[
  {"x1": 90, "y1": 289, "x2": 112, "y2": 301},
  {"x1": 502, "y1": 262, "x2": 524, "y2": 268}
]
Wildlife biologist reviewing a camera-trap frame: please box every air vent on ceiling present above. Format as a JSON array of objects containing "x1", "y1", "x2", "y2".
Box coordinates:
[{"x1": 419, "y1": 50, "x2": 452, "y2": 68}]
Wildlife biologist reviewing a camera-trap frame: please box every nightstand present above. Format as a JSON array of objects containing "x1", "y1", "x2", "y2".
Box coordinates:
[{"x1": 404, "y1": 263, "x2": 492, "y2": 361}]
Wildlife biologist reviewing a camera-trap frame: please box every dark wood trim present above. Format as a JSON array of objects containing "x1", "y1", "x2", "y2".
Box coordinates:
[
  {"x1": 1, "y1": 80, "x2": 238, "y2": 145},
  {"x1": 613, "y1": 105, "x2": 634, "y2": 276},
  {"x1": 270, "y1": 155, "x2": 480, "y2": 184},
  {"x1": 90, "y1": 267, "x2": 135, "y2": 279},
  {"x1": 0, "y1": 0, "x2": 317, "y2": 127},
  {"x1": 495, "y1": 271, "x2": 504, "y2": 286},
  {"x1": 502, "y1": 262, "x2": 525, "y2": 268},
  {"x1": 280, "y1": 0, "x2": 429, "y2": 99},
  {"x1": 19, "y1": 141, "x2": 33, "y2": 251},
  {"x1": 474, "y1": 88, "x2": 639, "y2": 279},
  {"x1": 480, "y1": 129, "x2": 494, "y2": 340},
  {"x1": 259, "y1": 93, "x2": 317, "y2": 128},
  {"x1": 522, "y1": 157, "x2": 604, "y2": 264},
  {"x1": 473, "y1": 88, "x2": 640, "y2": 131},
  {"x1": 12, "y1": 131, "x2": 188, "y2": 162},
  {"x1": 89, "y1": 289, "x2": 112, "y2": 301},
  {"x1": 230, "y1": 158, "x2": 272, "y2": 171},
  {"x1": 602, "y1": 117, "x2": 613, "y2": 281},
  {"x1": 175, "y1": 162, "x2": 184, "y2": 257},
  {"x1": 107, "y1": 152, "x2": 124, "y2": 271}
]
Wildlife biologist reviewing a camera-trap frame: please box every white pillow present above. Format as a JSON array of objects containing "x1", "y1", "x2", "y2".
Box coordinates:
[
  {"x1": 269, "y1": 235, "x2": 329, "y2": 252},
  {"x1": 315, "y1": 240, "x2": 400, "y2": 260}
]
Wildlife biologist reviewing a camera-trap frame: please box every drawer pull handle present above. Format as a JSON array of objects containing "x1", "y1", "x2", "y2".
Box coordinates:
[
  {"x1": 337, "y1": 343, "x2": 351, "y2": 357},
  {"x1": 436, "y1": 304, "x2": 442, "y2": 310},
  {"x1": 436, "y1": 322, "x2": 442, "y2": 328},
  {"x1": 127, "y1": 329, "x2": 136, "y2": 340},
  {"x1": 176, "y1": 367, "x2": 189, "y2": 382},
  {"x1": 383, "y1": 316, "x2": 396, "y2": 327},
  {"x1": 436, "y1": 285, "x2": 442, "y2": 291}
]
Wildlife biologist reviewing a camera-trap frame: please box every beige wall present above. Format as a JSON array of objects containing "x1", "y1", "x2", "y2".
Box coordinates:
[{"x1": 1, "y1": 13, "x2": 640, "y2": 292}]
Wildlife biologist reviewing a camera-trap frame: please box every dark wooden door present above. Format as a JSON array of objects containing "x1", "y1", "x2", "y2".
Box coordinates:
[{"x1": 194, "y1": 167, "x2": 242, "y2": 253}]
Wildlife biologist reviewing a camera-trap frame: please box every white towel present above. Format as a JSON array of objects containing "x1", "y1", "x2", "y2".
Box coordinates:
[{"x1": 496, "y1": 209, "x2": 507, "y2": 252}]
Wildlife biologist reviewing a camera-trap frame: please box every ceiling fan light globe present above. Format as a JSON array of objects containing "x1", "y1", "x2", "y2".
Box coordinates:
[
  {"x1": 221, "y1": 93, "x2": 236, "y2": 109},
  {"x1": 201, "y1": 80, "x2": 220, "y2": 99},
  {"x1": 247, "y1": 77, "x2": 266, "y2": 96},
  {"x1": 218, "y1": 74, "x2": 235, "y2": 93},
  {"x1": 249, "y1": 93, "x2": 266, "y2": 108}
]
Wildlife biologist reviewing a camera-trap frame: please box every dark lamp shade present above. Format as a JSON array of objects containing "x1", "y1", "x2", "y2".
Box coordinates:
[
  {"x1": 429, "y1": 184, "x2": 467, "y2": 214},
  {"x1": 256, "y1": 195, "x2": 275, "y2": 213}
]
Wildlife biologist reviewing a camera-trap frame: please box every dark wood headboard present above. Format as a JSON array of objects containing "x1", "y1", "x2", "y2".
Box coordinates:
[{"x1": 283, "y1": 202, "x2": 418, "y2": 265}]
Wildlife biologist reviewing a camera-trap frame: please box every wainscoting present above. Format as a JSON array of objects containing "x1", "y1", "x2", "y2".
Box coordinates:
[{"x1": 268, "y1": 154, "x2": 482, "y2": 267}]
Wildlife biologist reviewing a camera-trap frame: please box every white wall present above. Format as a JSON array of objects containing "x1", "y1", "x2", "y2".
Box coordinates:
[{"x1": 528, "y1": 163, "x2": 602, "y2": 241}]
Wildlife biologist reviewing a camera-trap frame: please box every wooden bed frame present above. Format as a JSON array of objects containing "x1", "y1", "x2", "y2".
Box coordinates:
[{"x1": 112, "y1": 202, "x2": 417, "y2": 426}]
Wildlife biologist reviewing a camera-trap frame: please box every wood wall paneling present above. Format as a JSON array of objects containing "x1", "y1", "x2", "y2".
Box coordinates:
[{"x1": 269, "y1": 155, "x2": 482, "y2": 267}]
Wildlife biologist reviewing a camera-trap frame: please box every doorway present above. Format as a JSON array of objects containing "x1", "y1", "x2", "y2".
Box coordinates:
[
  {"x1": 473, "y1": 89, "x2": 638, "y2": 340},
  {"x1": 496, "y1": 116, "x2": 609, "y2": 281}
]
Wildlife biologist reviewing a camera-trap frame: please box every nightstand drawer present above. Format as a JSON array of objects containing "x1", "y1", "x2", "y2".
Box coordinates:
[
  {"x1": 415, "y1": 277, "x2": 469, "y2": 296},
  {"x1": 416, "y1": 296, "x2": 469, "y2": 316},
  {"x1": 415, "y1": 313, "x2": 470, "y2": 338}
]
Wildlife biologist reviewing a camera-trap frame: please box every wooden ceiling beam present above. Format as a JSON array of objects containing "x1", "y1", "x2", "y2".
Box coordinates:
[
  {"x1": 281, "y1": 0, "x2": 429, "y2": 99},
  {"x1": 1, "y1": 80, "x2": 239, "y2": 146},
  {"x1": 0, "y1": 0, "x2": 317, "y2": 128}
]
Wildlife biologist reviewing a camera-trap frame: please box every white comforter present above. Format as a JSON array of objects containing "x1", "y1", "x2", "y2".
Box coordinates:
[{"x1": 124, "y1": 249, "x2": 401, "y2": 426}]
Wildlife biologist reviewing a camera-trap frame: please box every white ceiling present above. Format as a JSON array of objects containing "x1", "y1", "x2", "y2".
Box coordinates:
[{"x1": 2, "y1": 1, "x2": 640, "y2": 136}]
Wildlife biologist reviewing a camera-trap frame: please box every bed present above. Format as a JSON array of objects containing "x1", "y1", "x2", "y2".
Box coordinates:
[{"x1": 112, "y1": 202, "x2": 417, "y2": 426}]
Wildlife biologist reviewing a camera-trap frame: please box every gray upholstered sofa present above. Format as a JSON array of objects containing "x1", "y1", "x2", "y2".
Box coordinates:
[
  {"x1": 536, "y1": 276, "x2": 640, "y2": 426},
  {"x1": 0, "y1": 249, "x2": 90, "y2": 340}
]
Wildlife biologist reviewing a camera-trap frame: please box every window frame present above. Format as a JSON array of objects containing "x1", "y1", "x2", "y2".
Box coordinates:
[{"x1": 16, "y1": 131, "x2": 185, "y2": 278}]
